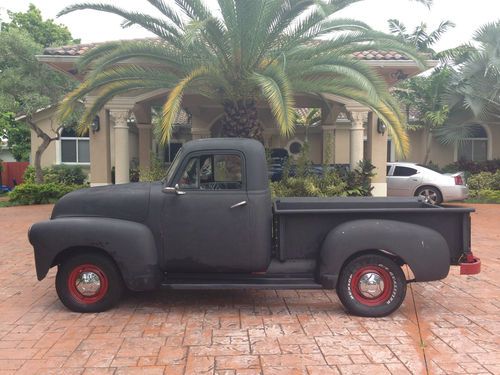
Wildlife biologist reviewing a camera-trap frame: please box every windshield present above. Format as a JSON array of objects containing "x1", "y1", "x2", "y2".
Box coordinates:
[{"x1": 164, "y1": 147, "x2": 183, "y2": 183}]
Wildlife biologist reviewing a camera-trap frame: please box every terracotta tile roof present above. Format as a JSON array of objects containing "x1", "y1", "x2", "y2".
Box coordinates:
[
  {"x1": 43, "y1": 42, "x2": 411, "y2": 61},
  {"x1": 352, "y1": 50, "x2": 409, "y2": 61},
  {"x1": 44, "y1": 42, "x2": 98, "y2": 56}
]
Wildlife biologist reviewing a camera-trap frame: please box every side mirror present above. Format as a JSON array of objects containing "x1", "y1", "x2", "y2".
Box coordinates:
[{"x1": 162, "y1": 183, "x2": 186, "y2": 195}]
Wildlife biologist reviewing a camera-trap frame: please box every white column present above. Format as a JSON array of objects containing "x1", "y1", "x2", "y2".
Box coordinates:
[
  {"x1": 349, "y1": 111, "x2": 367, "y2": 170},
  {"x1": 110, "y1": 109, "x2": 130, "y2": 184}
]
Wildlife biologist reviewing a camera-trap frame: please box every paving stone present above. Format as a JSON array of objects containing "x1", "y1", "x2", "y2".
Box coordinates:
[{"x1": 0, "y1": 203, "x2": 498, "y2": 374}]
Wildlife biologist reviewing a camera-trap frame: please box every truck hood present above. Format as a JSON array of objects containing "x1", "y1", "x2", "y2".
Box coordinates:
[{"x1": 51, "y1": 183, "x2": 151, "y2": 222}]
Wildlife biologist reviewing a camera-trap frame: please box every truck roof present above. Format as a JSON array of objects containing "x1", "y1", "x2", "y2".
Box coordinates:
[{"x1": 183, "y1": 137, "x2": 263, "y2": 152}]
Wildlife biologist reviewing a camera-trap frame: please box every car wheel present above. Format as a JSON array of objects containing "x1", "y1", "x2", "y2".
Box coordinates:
[
  {"x1": 56, "y1": 252, "x2": 124, "y2": 313},
  {"x1": 416, "y1": 186, "x2": 442, "y2": 205},
  {"x1": 337, "y1": 254, "x2": 407, "y2": 317}
]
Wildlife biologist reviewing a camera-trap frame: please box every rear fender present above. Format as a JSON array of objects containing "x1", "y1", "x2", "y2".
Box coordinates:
[
  {"x1": 319, "y1": 219, "x2": 450, "y2": 288},
  {"x1": 29, "y1": 217, "x2": 162, "y2": 291}
]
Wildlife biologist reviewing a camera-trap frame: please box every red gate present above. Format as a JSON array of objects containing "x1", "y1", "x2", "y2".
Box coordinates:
[{"x1": 1, "y1": 162, "x2": 29, "y2": 189}]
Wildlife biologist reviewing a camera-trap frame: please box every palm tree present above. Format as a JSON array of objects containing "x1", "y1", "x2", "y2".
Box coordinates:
[
  {"x1": 387, "y1": 19, "x2": 455, "y2": 55},
  {"x1": 393, "y1": 67, "x2": 451, "y2": 164},
  {"x1": 424, "y1": 21, "x2": 500, "y2": 147},
  {"x1": 58, "y1": 0, "x2": 424, "y2": 156},
  {"x1": 388, "y1": 16, "x2": 457, "y2": 163},
  {"x1": 446, "y1": 22, "x2": 500, "y2": 123},
  {"x1": 295, "y1": 107, "x2": 321, "y2": 142}
]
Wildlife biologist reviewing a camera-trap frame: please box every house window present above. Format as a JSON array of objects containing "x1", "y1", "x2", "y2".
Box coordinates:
[
  {"x1": 457, "y1": 125, "x2": 488, "y2": 162},
  {"x1": 60, "y1": 128, "x2": 90, "y2": 164}
]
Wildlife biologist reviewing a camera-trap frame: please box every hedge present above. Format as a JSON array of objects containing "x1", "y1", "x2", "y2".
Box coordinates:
[{"x1": 9, "y1": 183, "x2": 85, "y2": 205}]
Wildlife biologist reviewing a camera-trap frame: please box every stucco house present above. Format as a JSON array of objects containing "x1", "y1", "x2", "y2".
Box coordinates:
[{"x1": 29, "y1": 41, "x2": 492, "y2": 196}]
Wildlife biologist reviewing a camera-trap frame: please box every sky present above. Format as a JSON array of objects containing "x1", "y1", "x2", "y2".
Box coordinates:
[{"x1": 0, "y1": 0, "x2": 499, "y2": 51}]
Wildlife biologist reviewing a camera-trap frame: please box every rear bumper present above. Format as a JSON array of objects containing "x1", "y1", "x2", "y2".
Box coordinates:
[
  {"x1": 460, "y1": 253, "x2": 481, "y2": 275},
  {"x1": 442, "y1": 185, "x2": 469, "y2": 202}
]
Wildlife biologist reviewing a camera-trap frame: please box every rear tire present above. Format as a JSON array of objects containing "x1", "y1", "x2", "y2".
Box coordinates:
[
  {"x1": 56, "y1": 252, "x2": 124, "y2": 313},
  {"x1": 416, "y1": 186, "x2": 442, "y2": 205},
  {"x1": 336, "y1": 254, "x2": 407, "y2": 317}
]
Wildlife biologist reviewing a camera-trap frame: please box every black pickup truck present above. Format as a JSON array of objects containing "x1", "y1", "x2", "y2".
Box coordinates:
[{"x1": 29, "y1": 138, "x2": 480, "y2": 317}]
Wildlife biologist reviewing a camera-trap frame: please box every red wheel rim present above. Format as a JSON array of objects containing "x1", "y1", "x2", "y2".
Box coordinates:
[
  {"x1": 350, "y1": 265, "x2": 393, "y2": 306},
  {"x1": 67, "y1": 264, "x2": 108, "y2": 304}
]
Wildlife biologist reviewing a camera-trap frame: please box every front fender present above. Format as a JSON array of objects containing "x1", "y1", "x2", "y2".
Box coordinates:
[
  {"x1": 319, "y1": 219, "x2": 450, "y2": 288},
  {"x1": 29, "y1": 217, "x2": 162, "y2": 291}
]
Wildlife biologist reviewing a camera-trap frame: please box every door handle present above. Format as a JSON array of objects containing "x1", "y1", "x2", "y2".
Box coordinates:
[{"x1": 230, "y1": 201, "x2": 247, "y2": 209}]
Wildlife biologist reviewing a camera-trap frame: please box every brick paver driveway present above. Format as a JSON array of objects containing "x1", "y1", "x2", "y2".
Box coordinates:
[{"x1": 0, "y1": 204, "x2": 498, "y2": 375}]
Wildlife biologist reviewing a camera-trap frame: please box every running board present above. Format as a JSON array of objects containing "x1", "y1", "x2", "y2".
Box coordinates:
[{"x1": 160, "y1": 274, "x2": 322, "y2": 290}]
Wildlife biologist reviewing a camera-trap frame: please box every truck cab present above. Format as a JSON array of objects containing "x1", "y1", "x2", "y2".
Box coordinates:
[{"x1": 160, "y1": 138, "x2": 272, "y2": 272}]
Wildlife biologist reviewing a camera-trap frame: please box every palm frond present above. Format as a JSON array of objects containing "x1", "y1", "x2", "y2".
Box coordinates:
[
  {"x1": 84, "y1": 41, "x2": 190, "y2": 80},
  {"x1": 146, "y1": 0, "x2": 184, "y2": 29},
  {"x1": 74, "y1": 80, "x2": 168, "y2": 134},
  {"x1": 75, "y1": 41, "x2": 121, "y2": 73},
  {"x1": 58, "y1": 3, "x2": 182, "y2": 45},
  {"x1": 160, "y1": 67, "x2": 209, "y2": 143},
  {"x1": 253, "y1": 65, "x2": 295, "y2": 136},
  {"x1": 426, "y1": 20, "x2": 455, "y2": 46},
  {"x1": 387, "y1": 19, "x2": 408, "y2": 39}
]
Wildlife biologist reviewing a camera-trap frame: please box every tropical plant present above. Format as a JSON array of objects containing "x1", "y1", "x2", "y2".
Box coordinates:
[
  {"x1": 388, "y1": 19, "x2": 455, "y2": 56},
  {"x1": 294, "y1": 107, "x2": 321, "y2": 142},
  {"x1": 393, "y1": 67, "x2": 452, "y2": 164},
  {"x1": 445, "y1": 22, "x2": 500, "y2": 125},
  {"x1": 58, "y1": 0, "x2": 425, "y2": 156},
  {"x1": 424, "y1": 22, "x2": 500, "y2": 147}
]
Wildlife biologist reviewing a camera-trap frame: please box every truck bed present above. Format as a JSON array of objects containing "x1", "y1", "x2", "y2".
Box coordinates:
[{"x1": 273, "y1": 197, "x2": 474, "y2": 265}]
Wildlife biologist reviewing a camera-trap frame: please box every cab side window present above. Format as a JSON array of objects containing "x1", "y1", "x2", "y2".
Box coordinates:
[
  {"x1": 178, "y1": 154, "x2": 243, "y2": 190},
  {"x1": 393, "y1": 166, "x2": 417, "y2": 177}
]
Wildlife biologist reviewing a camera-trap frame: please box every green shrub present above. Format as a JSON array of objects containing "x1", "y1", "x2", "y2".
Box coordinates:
[
  {"x1": 443, "y1": 159, "x2": 500, "y2": 174},
  {"x1": 9, "y1": 183, "x2": 85, "y2": 205},
  {"x1": 270, "y1": 170, "x2": 349, "y2": 198},
  {"x1": 270, "y1": 144, "x2": 375, "y2": 198},
  {"x1": 139, "y1": 155, "x2": 168, "y2": 182},
  {"x1": 467, "y1": 171, "x2": 500, "y2": 190},
  {"x1": 23, "y1": 165, "x2": 87, "y2": 185},
  {"x1": 468, "y1": 189, "x2": 500, "y2": 203}
]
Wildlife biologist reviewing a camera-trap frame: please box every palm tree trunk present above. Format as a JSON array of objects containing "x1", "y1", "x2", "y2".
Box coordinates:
[
  {"x1": 221, "y1": 100, "x2": 264, "y2": 142},
  {"x1": 423, "y1": 128, "x2": 433, "y2": 165}
]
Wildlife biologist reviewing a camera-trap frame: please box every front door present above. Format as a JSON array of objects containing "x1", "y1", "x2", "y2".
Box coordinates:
[{"x1": 162, "y1": 152, "x2": 253, "y2": 272}]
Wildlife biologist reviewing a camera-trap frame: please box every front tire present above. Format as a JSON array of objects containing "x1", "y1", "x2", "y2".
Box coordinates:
[
  {"x1": 56, "y1": 252, "x2": 124, "y2": 313},
  {"x1": 337, "y1": 254, "x2": 407, "y2": 317}
]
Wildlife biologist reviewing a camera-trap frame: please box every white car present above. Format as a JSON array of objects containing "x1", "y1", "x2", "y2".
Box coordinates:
[{"x1": 387, "y1": 162, "x2": 468, "y2": 205}]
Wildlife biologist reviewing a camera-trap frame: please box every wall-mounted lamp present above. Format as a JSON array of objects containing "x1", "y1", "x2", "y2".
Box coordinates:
[
  {"x1": 377, "y1": 119, "x2": 387, "y2": 135},
  {"x1": 91, "y1": 115, "x2": 100, "y2": 133}
]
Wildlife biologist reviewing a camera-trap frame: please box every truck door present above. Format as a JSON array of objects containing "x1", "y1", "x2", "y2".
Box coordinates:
[
  {"x1": 162, "y1": 151, "x2": 254, "y2": 272},
  {"x1": 387, "y1": 165, "x2": 421, "y2": 196}
]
